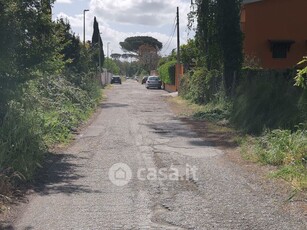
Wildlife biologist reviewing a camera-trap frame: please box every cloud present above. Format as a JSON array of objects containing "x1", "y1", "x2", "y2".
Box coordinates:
[
  {"x1": 56, "y1": 0, "x2": 73, "y2": 3},
  {"x1": 89, "y1": 0, "x2": 191, "y2": 27},
  {"x1": 56, "y1": 12, "x2": 83, "y2": 28},
  {"x1": 53, "y1": 0, "x2": 194, "y2": 55}
]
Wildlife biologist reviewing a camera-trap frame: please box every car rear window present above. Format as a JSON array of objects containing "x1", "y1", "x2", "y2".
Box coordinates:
[{"x1": 148, "y1": 76, "x2": 159, "y2": 80}]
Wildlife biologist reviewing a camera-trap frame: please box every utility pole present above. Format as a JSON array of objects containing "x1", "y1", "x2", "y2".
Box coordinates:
[
  {"x1": 176, "y1": 6, "x2": 180, "y2": 64},
  {"x1": 175, "y1": 6, "x2": 182, "y2": 92},
  {"x1": 83, "y1": 9, "x2": 89, "y2": 46}
]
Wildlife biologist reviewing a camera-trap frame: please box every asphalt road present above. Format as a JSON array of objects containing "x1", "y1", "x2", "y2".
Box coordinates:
[{"x1": 13, "y1": 80, "x2": 306, "y2": 229}]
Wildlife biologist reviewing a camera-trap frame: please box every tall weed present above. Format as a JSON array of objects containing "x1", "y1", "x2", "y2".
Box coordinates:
[
  {"x1": 0, "y1": 72, "x2": 102, "y2": 187},
  {"x1": 0, "y1": 101, "x2": 46, "y2": 180},
  {"x1": 253, "y1": 128, "x2": 307, "y2": 189},
  {"x1": 232, "y1": 70, "x2": 304, "y2": 134}
]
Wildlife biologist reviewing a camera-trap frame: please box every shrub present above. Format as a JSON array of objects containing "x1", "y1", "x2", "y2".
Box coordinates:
[
  {"x1": 180, "y1": 67, "x2": 223, "y2": 104},
  {"x1": 179, "y1": 72, "x2": 191, "y2": 98},
  {"x1": 232, "y1": 70, "x2": 304, "y2": 134},
  {"x1": 0, "y1": 71, "x2": 102, "y2": 185},
  {"x1": 158, "y1": 60, "x2": 176, "y2": 84},
  {"x1": 24, "y1": 74, "x2": 101, "y2": 144}
]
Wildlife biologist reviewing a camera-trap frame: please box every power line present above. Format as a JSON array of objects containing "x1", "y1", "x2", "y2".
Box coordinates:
[
  {"x1": 163, "y1": 25, "x2": 176, "y2": 54},
  {"x1": 161, "y1": 16, "x2": 177, "y2": 54},
  {"x1": 162, "y1": 16, "x2": 176, "y2": 53}
]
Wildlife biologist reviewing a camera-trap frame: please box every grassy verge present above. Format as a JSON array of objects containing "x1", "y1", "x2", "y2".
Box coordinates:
[
  {"x1": 0, "y1": 73, "x2": 103, "y2": 211},
  {"x1": 240, "y1": 129, "x2": 307, "y2": 190},
  {"x1": 168, "y1": 95, "x2": 307, "y2": 191}
]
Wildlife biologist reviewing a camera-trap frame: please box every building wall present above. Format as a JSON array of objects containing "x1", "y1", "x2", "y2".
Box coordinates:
[
  {"x1": 164, "y1": 84, "x2": 177, "y2": 92},
  {"x1": 242, "y1": 0, "x2": 307, "y2": 69}
]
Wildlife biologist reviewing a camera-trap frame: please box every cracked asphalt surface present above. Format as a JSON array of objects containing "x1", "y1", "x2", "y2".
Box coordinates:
[{"x1": 13, "y1": 80, "x2": 307, "y2": 229}]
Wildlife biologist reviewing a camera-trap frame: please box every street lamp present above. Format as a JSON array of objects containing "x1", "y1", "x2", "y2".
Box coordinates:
[
  {"x1": 83, "y1": 9, "x2": 89, "y2": 46},
  {"x1": 106, "y1": 42, "x2": 110, "y2": 81}
]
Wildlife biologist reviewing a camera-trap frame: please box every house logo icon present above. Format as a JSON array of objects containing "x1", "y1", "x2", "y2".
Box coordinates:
[{"x1": 108, "y1": 163, "x2": 132, "y2": 186}]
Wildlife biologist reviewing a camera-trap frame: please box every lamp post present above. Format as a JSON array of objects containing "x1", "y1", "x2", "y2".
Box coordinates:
[
  {"x1": 104, "y1": 42, "x2": 109, "y2": 83},
  {"x1": 83, "y1": 9, "x2": 89, "y2": 46},
  {"x1": 107, "y1": 42, "x2": 110, "y2": 60}
]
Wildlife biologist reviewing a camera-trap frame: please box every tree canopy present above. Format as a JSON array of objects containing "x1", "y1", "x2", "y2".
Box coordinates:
[
  {"x1": 91, "y1": 17, "x2": 105, "y2": 67},
  {"x1": 119, "y1": 36, "x2": 163, "y2": 54},
  {"x1": 110, "y1": 53, "x2": 122, "y2": 60},
  {"x1": 189, "y1": 0, "x2": 243, "y2": 96}
]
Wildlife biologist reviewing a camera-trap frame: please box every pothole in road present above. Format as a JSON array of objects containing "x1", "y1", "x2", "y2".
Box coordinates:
[
  {"x1": 154, "y1": 144, "x2": 223, "y2": 158},
  {"x1": 151, "y1": 127, "x2": 172, "y2": 135},
  {"x1": 154, "y1": 130, "x2": 170, "y2": 134},
  {"x1": 151, "y1": 204, "x2": 186, "y2": 230},
  {"x1": 141, "y1": 110, "x2": 154, "y2": 113}
]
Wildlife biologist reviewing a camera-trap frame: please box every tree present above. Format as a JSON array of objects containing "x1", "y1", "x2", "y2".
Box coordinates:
[
  {"x1": 191, "y1": 0, "x2": 222, "y2": 70},
  {"x1": 119, "y1": 36, "x2": 162, "y2": 54},
  {"x1": 181, "y1": 39, "x2": 198, "y2": 71},
  {"x1": 138, "y1": 44, "x2": 160, "y2": 72},
  {"x1": 55, "y1": 18, "x2": 82, "y2": 71},
  {"x1": 189, "y1": 0, "x2": 243, "y2": 96},
  {"x1": 111, "y1": 53, "x2": 122, "y2": 60},
  {"x1": 217, "y1": 0, "x2": 243, "y2": 96},
  {"x1": 120, "y1": 36, "x2": 162, "y2": 72},
  {"x1": 0, "y1": 0, "x2": 62, "y2": 120},
  {"x1": 103, "y1": 58, "x2": 120, "y2": 75},
  {"x1": 91, "y1": 17, "x2": 105, "y2": 68}
]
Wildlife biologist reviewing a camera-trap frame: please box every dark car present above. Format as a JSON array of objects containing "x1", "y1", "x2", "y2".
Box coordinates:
[
  {"x1": 145, "y1": 76, "x2": 162, "y2": 89},
  {"x1": 141, "y1": 76, "x2": 148, "y2": 84},
  {"x1": 111, "y1": 76, "x2": 122, "y2": 84}
]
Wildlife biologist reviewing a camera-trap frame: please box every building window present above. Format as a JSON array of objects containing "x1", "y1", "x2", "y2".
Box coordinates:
[{"x1": 269, "y1": 40, "x2": 294, "y2": 59}]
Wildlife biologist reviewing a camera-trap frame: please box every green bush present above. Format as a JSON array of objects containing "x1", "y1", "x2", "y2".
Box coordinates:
[
  {"x1": 179, "y1": 73, "x2": 191, "y2": 98},
  {"x1": 193, "y1": 103, "x2": 231, "y2": 122},
  {"x1": 25, "y1": 74, "x2": 101, "y2": 144},
  {"x1": 180, "y1": 67, "x2": 223, "y2": 104},
  {"x1": 0, "y1": 72, "x2": 102, "y2": 183},
  {"x1": 232, "y1": 70, "x2": 304, "y2": 134},
  {"x1": 158, "y1": 60, "x2": 176, "y2": 84}
]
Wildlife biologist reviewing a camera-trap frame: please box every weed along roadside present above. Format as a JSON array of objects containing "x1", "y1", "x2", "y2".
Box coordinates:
[
  {"x1": 167, "y1": 90, "x2": 307, "y2": 197},
  {"x1": 0, "y1": 74, "x2": 104, "y2": 213},
  {"x1": 0, "y1": 4, "x2": 105, "y2": 212},
  {"x1": 1, "y1": 0, "x2": 307, "y2": 228}
]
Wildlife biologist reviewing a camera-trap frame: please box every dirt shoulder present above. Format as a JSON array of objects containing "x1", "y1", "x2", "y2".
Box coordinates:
[{"x1": 165, "y1": 95, "x2": 307, "y2": 215}]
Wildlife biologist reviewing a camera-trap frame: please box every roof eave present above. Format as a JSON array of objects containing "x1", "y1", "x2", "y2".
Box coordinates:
[{"x1": 242, "y1": 0, "x2": 263, "y2": 5}]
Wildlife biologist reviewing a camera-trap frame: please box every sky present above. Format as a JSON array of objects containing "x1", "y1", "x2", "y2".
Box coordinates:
[{"x1": 52, "y1": 0, "x2": 194, "y2": 57}]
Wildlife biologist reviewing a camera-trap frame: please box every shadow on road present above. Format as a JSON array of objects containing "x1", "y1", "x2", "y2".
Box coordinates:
[
  {"x1": 146, "y1": 117, "x2": 238, "y2": 149},
  {"x1": 0, "y1": 222, "x2": 14, "y2": 230},
  {"x1": 100, "y1": 103, "x2": 129, "y2": 109},
  {"x1": 30, "y1": 152, "x2": 102, "y2": 196}
]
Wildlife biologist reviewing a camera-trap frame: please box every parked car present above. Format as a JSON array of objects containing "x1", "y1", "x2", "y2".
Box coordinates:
[
  {"x1": 111, "y1": 76, "x2": 122, "y2": 84},
  {"x1": 141, "y1": 76, "x2": 148, "y2": 84},
  {"x1": 145, "y1": 76, "x2": 162, "y2": 89}
]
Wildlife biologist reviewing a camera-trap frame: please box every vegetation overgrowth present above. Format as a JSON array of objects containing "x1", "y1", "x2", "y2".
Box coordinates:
[
  {"x1": 0, "y1": 0, "x2": 103, "y2": 204},
  {"x1": 166, "y1": 0, "x2": 307, "y2": 191}
]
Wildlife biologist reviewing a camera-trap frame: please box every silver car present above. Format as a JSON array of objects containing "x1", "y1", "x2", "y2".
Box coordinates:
[{"x1": 145, "y1": 76, "x2": 162, "y2": 89}]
